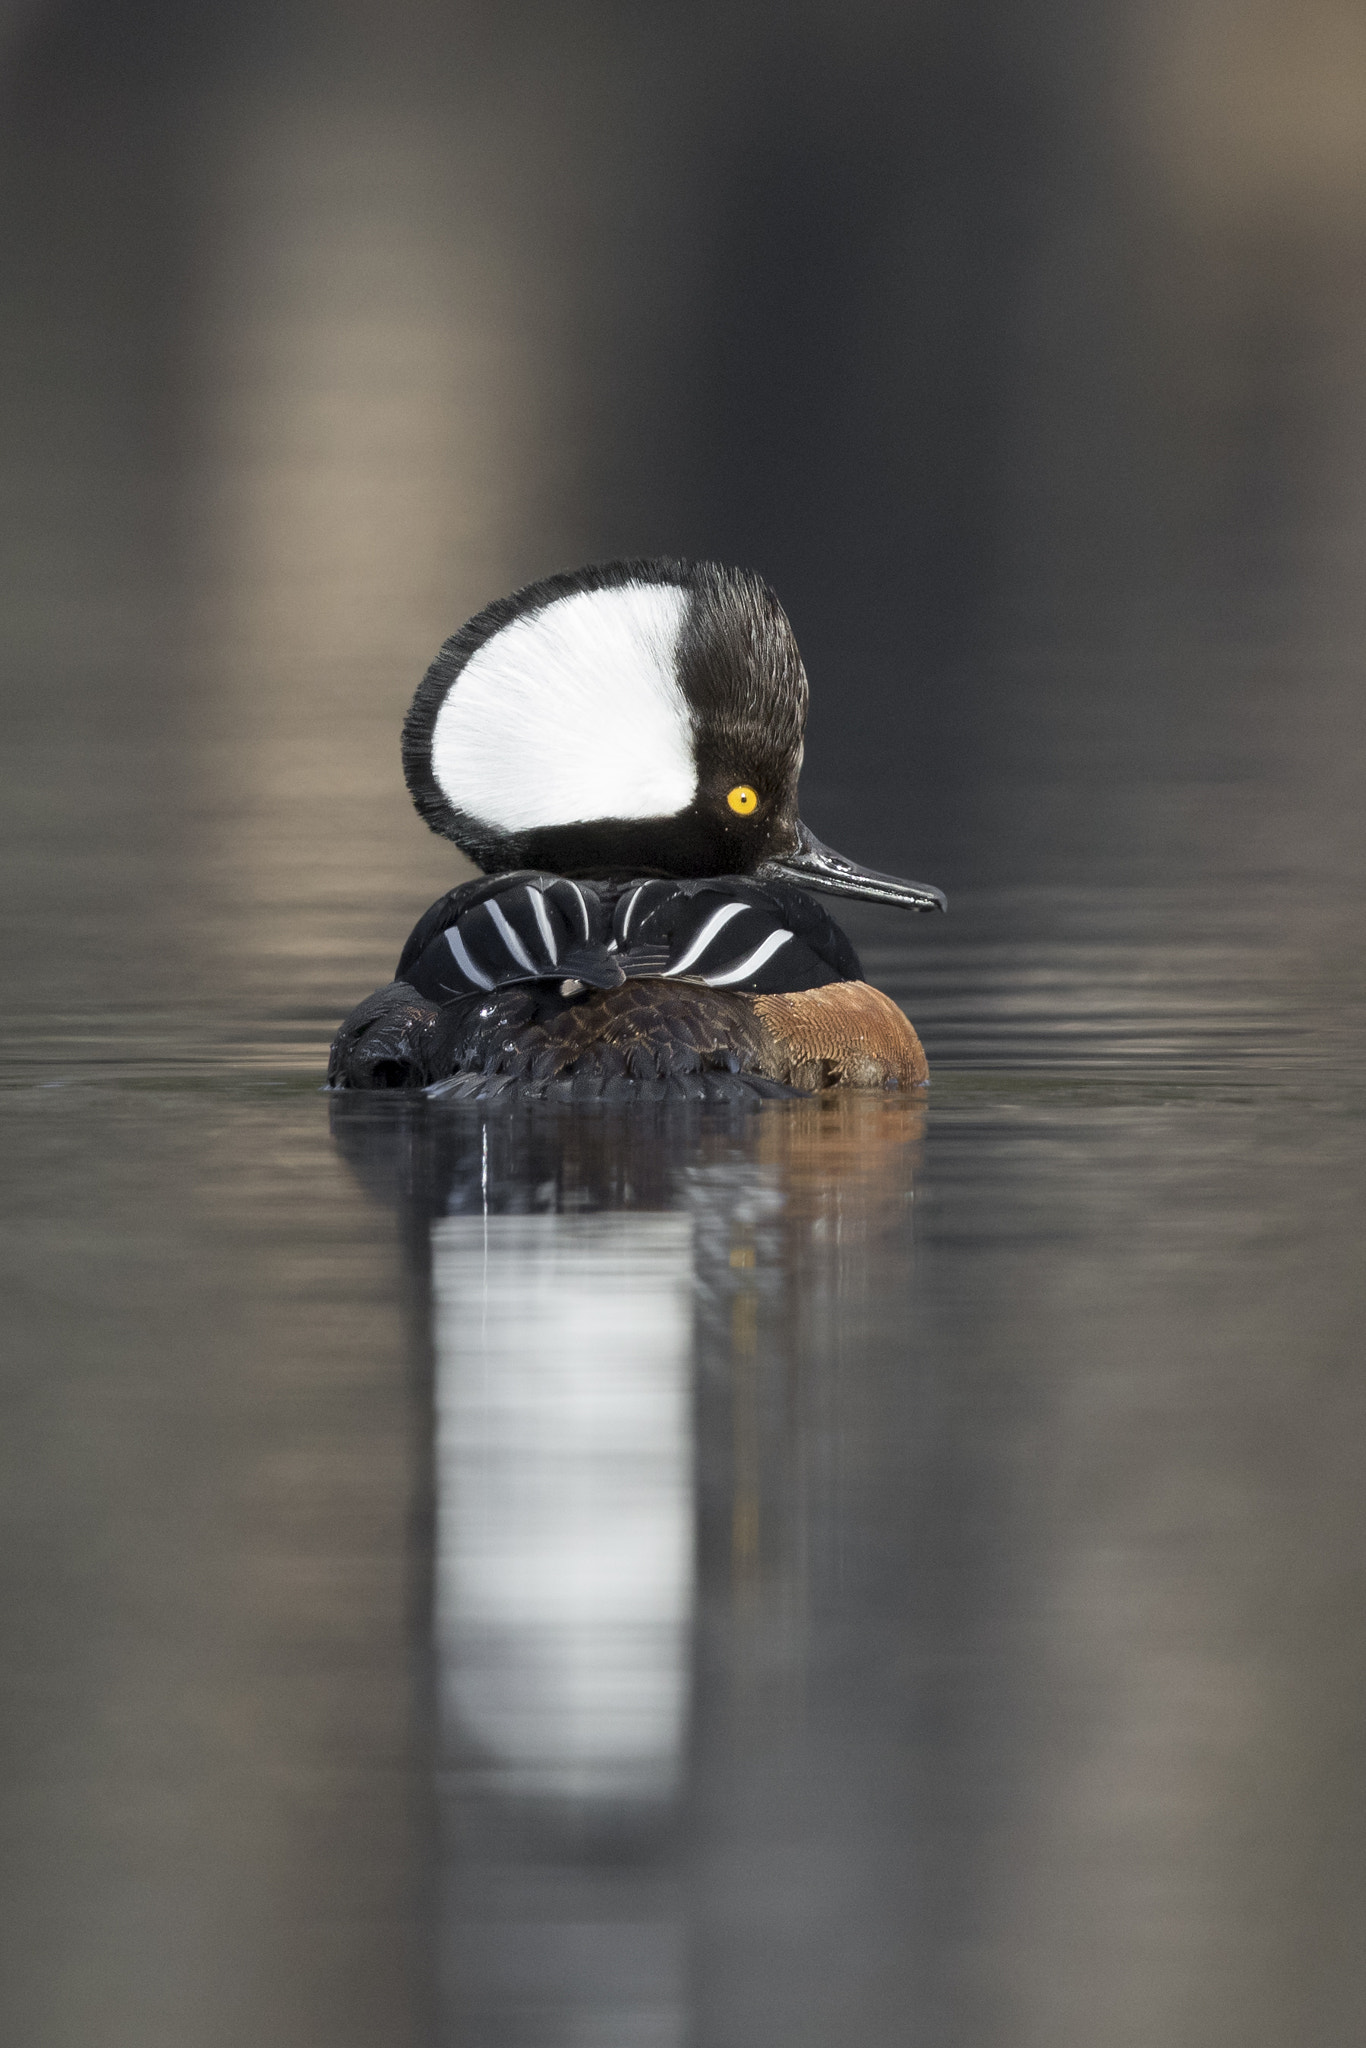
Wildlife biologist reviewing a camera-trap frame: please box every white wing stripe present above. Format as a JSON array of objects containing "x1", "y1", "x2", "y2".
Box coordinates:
[
  {"x1": 445, "y1": 925, "x2": 494, "y2": 990},
  {"x1": 487, "y1": 897, "x2": 537, "y2": 973},
  {"x1": 563, "y1": 880, "x2": 591, "y2": 941},
  {"x1": 661, "y1": 901, "x2": 749, "y2": 976},
  {"x1": 702, "y1": 929, "x2": 794, "y2": 987},
  {"x1": 618, "y1": 884, "x2": 646, "y2": 940},
  {"x1": 525, "y1": 886, "x2": 559, "y2": 964}
]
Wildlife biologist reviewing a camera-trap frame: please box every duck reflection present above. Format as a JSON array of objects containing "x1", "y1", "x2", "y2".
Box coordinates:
[
  {"x1": 431, "y1": 1211, "x2": 695, "y2": 1804},
  {"x1": 330, "y1": 1093, "x2": 923, "y2": 2043}
]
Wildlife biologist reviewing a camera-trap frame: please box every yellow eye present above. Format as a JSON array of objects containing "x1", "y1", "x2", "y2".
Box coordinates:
[{"x1": 727, "y1": 785, "x2": 759, "y2": 816}]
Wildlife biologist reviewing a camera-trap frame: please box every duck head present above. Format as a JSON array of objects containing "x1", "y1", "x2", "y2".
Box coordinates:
[{"x1": 402, "y1": 557, "x2": 946, "y2": 912}]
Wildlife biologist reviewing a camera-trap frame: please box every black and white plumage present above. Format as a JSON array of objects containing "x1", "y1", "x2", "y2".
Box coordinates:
[
  {"x1": 400, "y1": 556, "x2": 943, "y2": 909},
  {"x1": 330, "y1": 556, "x2": 944, "y2": 1096},
  {"x1": 402, "y1": 559, "x2": 808, "y2": 883},
  {"x1": 396, "y1": 871, "x2": 862, "y2": 1007},
  {"x1": 397, "y1": 874, "x2": 622, "y2": 1002}
]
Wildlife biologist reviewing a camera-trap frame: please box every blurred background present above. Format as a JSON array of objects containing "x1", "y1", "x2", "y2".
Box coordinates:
[
  {"x1": 5, "y1": 0, "x2": 1366, "y2": 1052},
  {"x1": 2, "y1": 3, "x2": 1365, "y2": 2045}
]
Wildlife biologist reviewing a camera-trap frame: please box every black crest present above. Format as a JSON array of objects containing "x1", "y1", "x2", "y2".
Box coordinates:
[{"x1": 401, "y1": 557, "x2": 809, "y2": 879}]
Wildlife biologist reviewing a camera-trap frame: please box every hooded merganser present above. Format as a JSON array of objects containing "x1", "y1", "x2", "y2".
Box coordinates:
[{"x1": 328, "y1": 558, "x2": 945, "y2": 1100}]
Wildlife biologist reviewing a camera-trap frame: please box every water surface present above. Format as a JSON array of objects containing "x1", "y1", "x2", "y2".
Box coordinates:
[
  {"x1": 4, "y1": 5, "x2": 1366, "y2": 2037},
  {"x1": 5, "y1": 871, "x2": 1364, "y2": 2047}
]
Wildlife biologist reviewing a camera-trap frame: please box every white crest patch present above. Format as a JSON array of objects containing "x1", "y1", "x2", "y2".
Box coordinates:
[{"x1": 430, "y1": 582, "x2": 696, "y2": 832}]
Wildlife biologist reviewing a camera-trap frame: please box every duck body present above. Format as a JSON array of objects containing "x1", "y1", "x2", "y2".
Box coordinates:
[
  {"x1": 328, "y1": 870, "x2": 928, "y2": 1099},
  {"x1": 328, "y1": 557, "x2": 942, "y2": 1100}
]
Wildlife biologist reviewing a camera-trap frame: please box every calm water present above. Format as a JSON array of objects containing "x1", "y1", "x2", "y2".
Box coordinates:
[
  {"x1": 5, "y1": 863, "x2": 1365, "y2": 2048},
  {"x1": 5, "y1": 5, "x2": 1366, "y2": 2038}
]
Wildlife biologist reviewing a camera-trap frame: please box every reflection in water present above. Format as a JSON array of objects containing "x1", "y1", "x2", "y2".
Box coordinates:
[
  {"x1": 331, "y1": 1092, "x2": 924, "y2": 2046},
  {"x1": 5, "y1": 3, "x2": 1366, "y2": 2041},
  {"x1": 432, "y1": 1213, "x2": 695, "y2": 1804},
  {"x1": 328, "y1": 1068, "x2": 1366, "y2": 2046},
  {"x1": 431, "y1": 1208, "x2": 696, "y2": 2046}
]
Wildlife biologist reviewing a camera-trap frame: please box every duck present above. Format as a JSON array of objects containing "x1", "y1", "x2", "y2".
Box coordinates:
[{"x1": 327, "y1": 557, "x2": 945, "y2": 1101}]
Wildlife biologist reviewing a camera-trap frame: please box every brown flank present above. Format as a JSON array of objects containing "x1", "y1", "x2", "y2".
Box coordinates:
[{"x1": 751, "y1": 981, "x2": 927, "y2": 1091}]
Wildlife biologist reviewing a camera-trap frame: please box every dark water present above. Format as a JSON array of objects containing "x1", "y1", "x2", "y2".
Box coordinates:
[
  {"x1": 5, "y1": 2, "x2": 1366, "y2": 2041},
  {"x1": 5, "y1": 871, "x2": 1365, "y2": 2046}
]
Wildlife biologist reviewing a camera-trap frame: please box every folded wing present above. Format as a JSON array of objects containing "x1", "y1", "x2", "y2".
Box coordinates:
[
  {"x1": 614, "y1": 877, "x2": 862, "y2": 994},
  {"x1": 396, "y1": 872, "x2": 863, "y2": 1006},
  {"x1": 400, "y1": 873, "x2": 622, "y2": 1003}
]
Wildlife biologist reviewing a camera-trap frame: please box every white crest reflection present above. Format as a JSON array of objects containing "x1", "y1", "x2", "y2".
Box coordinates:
[{"x1": 430, "y1": 1213, "x2": 695, "y2": 1804}]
